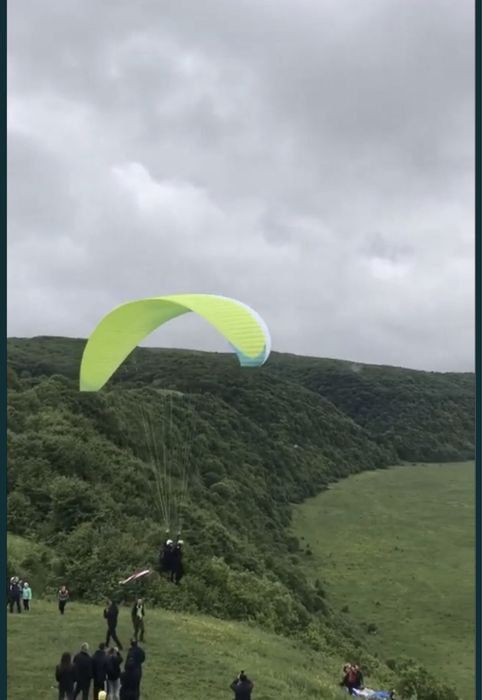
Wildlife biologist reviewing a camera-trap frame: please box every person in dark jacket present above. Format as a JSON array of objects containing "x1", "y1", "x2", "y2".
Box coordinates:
[
  {"x1": 120, "y1": 659, "x2": 141, "y2": 700},
  {"x1": 106, "y1": 647, "x2": 123, "y2": 700},
  {"x1": 170, "y1": 540, "x2": 184, "y2": 584},
  {"x1": 55, "y1": 651, "x2": 76, "y2": 700},
  {"x1": 8, "y1": 577, "x2": 22, "y2": 613},
  {"x1": 159, "y1": 539, "x2": 173, "y2": 576},
  {"x1": 73, "y1": 643, "x2": 93, "y2": 700},
  {"x1": 131, "y1": 598, "x2": 145, "y2": 642},
  {"x1": 126, "y1": 639, "x2": 145, "y2": 668},
  {"x1": 92, "y1": 642, "x2": 107, "y2": 700},
  {"x1": 104, "y1": 599, "x2": 123, "y2": 649},
  {"x1": 126, "y1": 639, "x2": 145, "y2": 699},
  {"x1": 230, "y1": 671, "x2": 254, "y2": 699}
]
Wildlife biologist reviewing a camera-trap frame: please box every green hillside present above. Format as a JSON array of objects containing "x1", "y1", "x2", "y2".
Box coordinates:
[
  {"x1": 8, "y1": 337, "x2": 475, "y2": 464},
  {"x1": 292, "y1": 462, "x2": 474, "y2": 699},
  {"x1": 7, "y1": 337, "x2": 474, "y2": 699},
  {"x1": 266, "y1": 354, "x2": 475, "y2": 462}
]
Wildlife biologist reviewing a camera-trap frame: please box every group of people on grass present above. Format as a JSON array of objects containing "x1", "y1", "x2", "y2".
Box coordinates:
[
  {"x1": 54, "y1": 597, "x2": 146, "y2": 700},
  {"x1": 7, "y1": 576, "x2": 32, "y2": 612},
  {"x1": 12, "y1": 558, "x2": 392, "y2": 700},
  {"x1": 8, "y1": 578, "x2": 73, "y2": 617},
  {"x1": 55, "y1": 638, "x2": 145, "y2": 700}
]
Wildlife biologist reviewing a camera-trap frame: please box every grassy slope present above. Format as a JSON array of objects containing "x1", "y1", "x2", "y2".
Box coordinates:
[
  {"x1": 8, "y1": 600, "x2": 352, "y2": 700},
  {"x1": 292, "y1": 462, "x2": 474, "y2": 700}
]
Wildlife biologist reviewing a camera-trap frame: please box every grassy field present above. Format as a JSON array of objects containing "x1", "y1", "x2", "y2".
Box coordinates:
[
  {"x1": 7, "y1": 599, "x2": 353, "y2": 700},
  {"x1": 292, "y1": 462, "x2": 475, "y2": 700}
]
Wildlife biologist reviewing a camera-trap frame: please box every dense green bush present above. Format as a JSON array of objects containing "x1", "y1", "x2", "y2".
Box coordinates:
[{"x1": 396, "y1": 660, "x2": 459, "y2": 700}]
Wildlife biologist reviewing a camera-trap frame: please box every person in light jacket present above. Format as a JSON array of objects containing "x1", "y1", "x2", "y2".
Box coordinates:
[
  {"x1": 22, "y1": 581, "x2": 32, "y2": 611},
  {"x1": 131, "y1": 599, "x2": 145, "y2": 643}
]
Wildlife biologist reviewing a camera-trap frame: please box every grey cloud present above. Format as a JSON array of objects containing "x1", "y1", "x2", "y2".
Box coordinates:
[{"x1": 7, "y1": 0, "x2": 474, "y2": 371}]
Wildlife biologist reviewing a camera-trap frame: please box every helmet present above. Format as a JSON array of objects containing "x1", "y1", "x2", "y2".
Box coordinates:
[
  {"x1": 166, "y1": 539, "x2": 173, "y2": 545},
  {"x1": 178, "y1": 540, "x2": 184, "y2": 545}
]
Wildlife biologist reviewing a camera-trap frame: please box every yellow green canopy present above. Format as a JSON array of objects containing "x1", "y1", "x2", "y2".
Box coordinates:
[{"x1": 79, "y1": 293, "x2": 271, "y2": 392}]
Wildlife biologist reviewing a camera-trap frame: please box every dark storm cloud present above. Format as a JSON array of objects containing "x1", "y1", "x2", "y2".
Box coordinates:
[{"x1": 7, "y1": 0, "x2": 474, "y2": 370}]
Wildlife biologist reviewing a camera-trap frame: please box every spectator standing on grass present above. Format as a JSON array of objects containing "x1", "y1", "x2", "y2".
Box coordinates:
[
  {"x1": 8, "y1": 577, "x2": 22, "y2": 613},
  {"x1": 120, "y1": 658, "x2": 141, "y2": 700},
  {"x1": 22, "y1": 581, "x2": 32, "y2": 611},
  {"x1": 230, "y1": 671, "x2": 254, "y2": 699},
  {"x1": 106, "y1": 647, "x2": 123, "y2": 700},
  {"x1": 58, "y1": 585, "x2": 70, "y2": 615},
  {"x1": 92, "y1": 642, "x2": 108, "y2": 700},
  {"x1": 126, "y1": 638, "x2": 145, "y2": 669},
  {"x1": 55, "y1": 652, "x2": 76, "y2": 700},
  {"x1": 126, "y1": 639, "x2": 145, "y2": 699},
  {"x1": 73, "y1": 643, "x2": 93, "y2": 700}
]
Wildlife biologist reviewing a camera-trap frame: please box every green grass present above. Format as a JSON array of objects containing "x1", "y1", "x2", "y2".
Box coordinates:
[
  {"x1": 8, "y1": 600, "x2": 350, "y2": 700},
  {"x1": 292, "y1": 462, "x2": 475, "y2": 700}
]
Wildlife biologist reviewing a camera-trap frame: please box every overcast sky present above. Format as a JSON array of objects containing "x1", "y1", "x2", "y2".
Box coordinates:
[{"x1": 7, "y1": 0, "x2": 474, "y2": 371}]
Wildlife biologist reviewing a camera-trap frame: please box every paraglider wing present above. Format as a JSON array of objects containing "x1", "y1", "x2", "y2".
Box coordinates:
[
  {"x1": 79, "y1": 293, "x2": 271, "y2": 392},
  {"x1": 119, "y1": 568, "x2": 152, "y2": 585}
]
